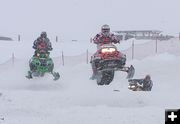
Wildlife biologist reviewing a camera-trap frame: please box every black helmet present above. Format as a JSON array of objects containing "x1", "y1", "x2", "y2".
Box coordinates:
[
  {"x1": 40, "y1": 31, "x2": 47, "y2": 38},
  {"x1": 101, "y1": 24, "x2": 110, "y2": 36},
  {"x1": 144, "y1": 75, "x2": 151, "y2": 81}
]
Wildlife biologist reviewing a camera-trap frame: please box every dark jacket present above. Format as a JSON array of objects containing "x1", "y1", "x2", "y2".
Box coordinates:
[
  {"x1": 128, "y1": 79, "x2": 153, "y2": 91},
  {"x1": 33, "y1": 37, "x2": 52, "y2": 51}
]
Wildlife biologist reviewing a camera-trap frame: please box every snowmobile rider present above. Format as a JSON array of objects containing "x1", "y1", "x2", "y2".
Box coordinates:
[
  {"x1": 93, "y1": 24, "x2": 120, "y2": 46},
  {"x1": 90, "y1": 24, "x2": 120, "y2": 79},
  {"x1": 26, "y1": 32, "x2": 60, "y2": 80},
  {"x1": 33, "y1": 31, "x2": 53, "y2": 52},
  {"x1": 128, "y1": 75, "x2": 153, "y2": 91}
]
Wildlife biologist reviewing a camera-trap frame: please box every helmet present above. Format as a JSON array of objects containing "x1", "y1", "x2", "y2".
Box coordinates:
[
  {"x1": 40, "y1": 31, "x2": 47, "y2": 38},
  {"x1": 144, "y1": 75, "x2": 151, "y2": 81},
  {"x1": 101, "y1": 24, "x2": 110, "y2": 36}
]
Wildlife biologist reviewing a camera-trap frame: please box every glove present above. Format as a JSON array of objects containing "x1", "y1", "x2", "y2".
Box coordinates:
[
  {"x1": 48, "y1": 47, "x2": 53, "y2": 51},
  {"x1": 128, "y1": 79, "x2": 133, "y2": 82},
  {"x1": 32, "y1": 45, "x2": 37, "y2": 49}
]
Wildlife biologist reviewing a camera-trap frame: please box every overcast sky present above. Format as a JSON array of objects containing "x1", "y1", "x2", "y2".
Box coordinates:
[{"x1": 0, "y1": 0, "x2": 180, "y2": 41}]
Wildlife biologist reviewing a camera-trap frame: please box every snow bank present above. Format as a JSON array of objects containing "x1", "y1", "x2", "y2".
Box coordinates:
[{"x1": 0, "y1": 39, "x2": 180, "y2": 124}]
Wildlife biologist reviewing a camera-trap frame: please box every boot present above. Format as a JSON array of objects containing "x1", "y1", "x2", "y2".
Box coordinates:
[
  {"x1": 90, "y1": 74, "x2": 96, "y2": 80},
  {"x1": 90, "y1": 69, "x2": 98, "y2": 80},
  {"x1": 26, "y1": 71, "x2": 33, "y2": 79}
]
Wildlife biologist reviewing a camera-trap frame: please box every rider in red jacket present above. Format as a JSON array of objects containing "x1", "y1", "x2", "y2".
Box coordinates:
[
  {"x1": 90, "y1": 24, "x2": 120, "y2": 79},
  {"x1": 93, "y1": 24, "x2": 120, "y2": 46}
]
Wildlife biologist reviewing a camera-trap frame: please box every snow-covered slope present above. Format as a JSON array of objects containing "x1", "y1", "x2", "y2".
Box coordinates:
[{"x1": 0, "y1": 39, "x2": 180, "y2": 124}]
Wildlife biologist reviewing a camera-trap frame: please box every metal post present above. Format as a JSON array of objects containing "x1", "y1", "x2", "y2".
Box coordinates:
[
  {"x1": 86, "y1": 49, "x2": 89, "y2": 64},
  {"x1": 132, "y1": 40, "x2": 134, "y2": 60},
  {"x1": 56, "y1": 36, "x2": 58, "y2": 42},
  {"x1": 62, "y1": 51, "x2": 64, "y2": 66},
  {"x1": 90, "y1": 38, "x2": 93, "y2": 43},
  {"x1": 156, "y1": 38, "x2": 158, "y2": 53},
  {"x1": 18, "y1": 35, "x2": 20, "y2": 41},
  {"x1": 12, "y1": 53, "x2": 15, "y2": 65}
]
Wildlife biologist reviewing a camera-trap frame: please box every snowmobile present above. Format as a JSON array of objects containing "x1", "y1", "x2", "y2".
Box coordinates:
[
  {"x1": 90, "y1": 44, "x2": 135, "y2": 85},
  {"x1": 128, "y1": 80, "x2": 143, "y2": 91},
  {"x1": 128, "y1": 76, "x2": 153, "y2": 91},
  {"x1": 26, "y1": 50, "x2": 60, "y2": 80}
]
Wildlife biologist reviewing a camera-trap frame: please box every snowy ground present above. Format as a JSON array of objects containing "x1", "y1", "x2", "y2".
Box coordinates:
[{"x1": 0, "y1": 39, "x2": 180, "y2": 124}]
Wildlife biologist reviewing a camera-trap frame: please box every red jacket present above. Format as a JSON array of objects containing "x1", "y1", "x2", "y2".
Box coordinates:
[{"x1": 93, "y1": 33, "x2": 120, "y2": 45}]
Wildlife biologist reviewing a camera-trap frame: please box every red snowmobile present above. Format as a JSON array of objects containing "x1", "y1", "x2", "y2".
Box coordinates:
[{"x1": 90, "y1": 44, "x2": 135, "y2": 85}]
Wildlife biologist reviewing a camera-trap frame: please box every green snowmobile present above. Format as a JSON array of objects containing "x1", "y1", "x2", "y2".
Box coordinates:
[{"x1": 26, "y1": 50, "x2": 60, "y2": 80}]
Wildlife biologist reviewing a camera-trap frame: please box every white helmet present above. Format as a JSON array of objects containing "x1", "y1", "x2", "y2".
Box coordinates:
[{"x1": 101, "y1": 24, "x2": 110, "y2": 36}]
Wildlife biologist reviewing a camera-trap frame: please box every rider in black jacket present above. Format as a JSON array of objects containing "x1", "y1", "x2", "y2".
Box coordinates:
[{"x1": 128, "y1": 75, "x2": 153, "y2": 91}]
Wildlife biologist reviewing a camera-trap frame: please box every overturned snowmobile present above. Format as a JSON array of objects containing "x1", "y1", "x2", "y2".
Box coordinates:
[
  {"x1": 128, "y1": 75, "x2": 153, "y2": 91},
  {"x1": 91, "y1": 44, "x2": 135, "y2": 85},
  {"x1": 26, "y1": 50, "x2": 60, "y2": 80}
]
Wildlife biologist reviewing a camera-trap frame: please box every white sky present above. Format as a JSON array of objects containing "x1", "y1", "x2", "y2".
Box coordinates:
[{"x1": 0, "y1": 0, "x2": 180, "y2": 41}]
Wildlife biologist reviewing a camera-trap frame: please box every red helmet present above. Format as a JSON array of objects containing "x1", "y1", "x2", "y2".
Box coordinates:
[{"x1": 101, "y1": 24, "x2": 110, "y2": 36}]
